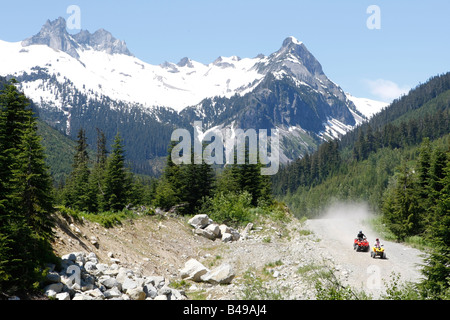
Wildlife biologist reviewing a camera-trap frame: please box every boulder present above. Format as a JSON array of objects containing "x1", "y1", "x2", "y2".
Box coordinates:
[
  {"x1": 122, "y1": 278, "x2": 138, "y2": 291},
  {"x1": 127, "y1": 287, "x2": 146, "y2": 300},
  {"x1": 146, "y1": 275, "x2": 165, "y2": 289},
  {"x1": 143, "y1": 284, "x2": 158, "y2": 299},
  {"x1": 72, "y1": 293, "x2": 94, "y2": 300},
  {"x1": 221, "y1": 233, "x2": 233, "y2": 243},
  {"x1": 188, "y1": 214, "x2": 210, "y2": 229},
  {"x1": 85, "y1": 288, "x2": 105, "y2": 300},
  {"x1": 45, "y1": 272, "x2": 61, "y2": 284},
  {"x1": 55, "y1": 292, "x2": 71, "y2": 301},
  {"x1": 205, "y1": 224, "x2": 221, "y2": 237},
  {"x1": 62, "y1": 253, "x2": 77, "y2": 262},
  {"x1": 180, "y1": 259, "x2": 209, "y2": 282},
  {"x1": 44, "y1": 283, "x2": 64, "y2": 295},
  {"x1": 219, "y1": 224, "x2": 231, "y2": 235},
  {"x1": 84, "y1": 261, "x2": 97, "y2": 272},
  {"x1": 201, "y1": 264, "x2": 235, "y2": 284},
  {"x1": 194, "y1": 228, "x2": 216, "y2": 240},
  {"x1": 230, "y1": 229, "x2": 240, "y2": 241},
  {"x1": 157, "y1": 285, "x2": 172, "y2": 297},
  {"x1": 99, "y1": 276, "x2": 120, "y2": 289},
  {"x1": 103, "y1": 287, "x2": 122, "y2": 299}
]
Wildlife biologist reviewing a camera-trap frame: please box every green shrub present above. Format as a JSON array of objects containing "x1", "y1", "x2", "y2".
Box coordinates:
[{"x1": 200, "y1": 191, "x2": 254, "y2": 227}]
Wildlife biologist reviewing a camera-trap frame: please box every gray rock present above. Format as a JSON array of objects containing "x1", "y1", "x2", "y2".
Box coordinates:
[
  {"x1": 100, "y1": 276, "x2": 120, "y2": 289},
  {"x1": 201, "y1": 263, "x2": 235, "y2": 284},
  {"x1": 157, "y1": 285, "x2": 172, "y2": 296},
  {"x1": 188, "y1": 214, "x2": 210, "y2": 229},
  {"x1": 143, "y1": 284, "x2": 158, "y2": 299},
  {"x1": 122, "y1": 278, "x2": 138, "y2": 291},
  {"x1": 145, "y1": 275, "x2": 165, "y2": 288},
  {"x1": 219, "y1": 224, "x2": 231, "y2": 235},
  {"x1": 194, "y1": 228, "x2": 216, "y2": 240},
  {"x1": 103, "y1": 287, "x2": 122, "y2": 299},
  {"x1": 44, "y1": 282, "x2": 64, "y2": 294},
  {"x1": 205, "y1": 224, "x2": 221, "y2": 237},
  {"x1": 127, "y1": 287, "x2": 146, "y2": 300},
  {"x1": 56, "y1": 292, "x2": 71, "y2": 301},
  {"x1": 46, "y1": 272, "x2": 61, "y2": 284},
  {"x1": 62, "y1": 253, "x2": 77, "y2": 262},
  {"x1": 221, "y1": 233, "x2": 233, "y2": 243},
  {"x1": 72, "y1": 293, "x2": 94, "y2": 300},
  {"x1": 180, "y1": 259, "x2": 209, "y2": 282},
  {"x1": 84, "y1": 261, "x2": 97, "y2": 272}
]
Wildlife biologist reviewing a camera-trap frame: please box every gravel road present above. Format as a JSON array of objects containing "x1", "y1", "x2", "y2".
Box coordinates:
[{"x1": 305, "y1": 203, "x2": 426, "y2": 298}]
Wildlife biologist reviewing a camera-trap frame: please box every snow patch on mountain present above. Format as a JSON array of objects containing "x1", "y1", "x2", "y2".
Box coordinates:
[{"x1": 346, "y1": 93, "x2": 388, "y2": 118}]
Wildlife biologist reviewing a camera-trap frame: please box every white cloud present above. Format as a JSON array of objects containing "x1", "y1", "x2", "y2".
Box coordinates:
[{"x1": 364, "y1": 79, "x2": 410, "y2": 103}]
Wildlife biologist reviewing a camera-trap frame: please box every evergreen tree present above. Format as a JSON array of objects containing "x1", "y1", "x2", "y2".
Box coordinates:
[
  {"x1": 382, "y1": 162, "x2": 421, "y2": 240},
  {"x1": 103, "y1": 132, "x2": 130, "y2": 211},
  {"x1": 182, "y1": 148, "x2": 215, "y2": 214},
  {"x1": 62, "y1": 129, "x2": 92, "y2": 211},
  {"x1": 11, "y1": 122, "x2": 55, "y2": 242},
  {"x1": 87, "y1": 128, "x2": 108, "y2": 213},
  {"x1": 152, "y1": 141, "x2": 182, "y2": 210},
  {"x1": 421, "y1": 151, "x2": 450, "y2": 298},
  {"x1": 0, "y1": 80, "x2": 56, "y2": 292}
]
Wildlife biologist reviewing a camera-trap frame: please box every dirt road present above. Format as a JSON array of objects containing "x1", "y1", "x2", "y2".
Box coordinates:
[{"x1": 305, "y1": 203, "x2": 426, "y2": 298}]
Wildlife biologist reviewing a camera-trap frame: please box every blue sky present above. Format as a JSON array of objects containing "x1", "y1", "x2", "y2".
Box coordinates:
[{"x1": 1, "y1": 0, "x2": 449, "y2": 103}]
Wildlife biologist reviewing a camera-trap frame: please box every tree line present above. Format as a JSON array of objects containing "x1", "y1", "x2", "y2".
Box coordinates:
[
  {"x1": 382, "y1": 138, "x2": 449, "y2": 298},
  {"x1": 152, "y1": 141, "x2": 273, "y2": 224},
  {"x1": 58, "y1": 128, "x2": 148, "y2": 213}
]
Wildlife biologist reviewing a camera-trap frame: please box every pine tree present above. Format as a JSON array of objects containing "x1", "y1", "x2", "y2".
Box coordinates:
[
  {"x1": 421, "y1": 151, "x2": 450, "y2": 298},
  {"x1": 153, "y1": 142, "x2": 183, "y2": 210},
  {"x1": 62, "y1": 129, "x2": 92, "y2": 211},
  {"x1": 0, "y1": 80, "x2": 56, "y2": 292},
  {"x1": 11, "y1": 121, "x2": 55, "y2": 242},
  {"x1": 103, "y1": 132, "x2": 130, "y2": 211},
  {"x1": 182, "y1": 148, "x2": 215, "y2": 214},
  {"x1": 382, "y1": 162, "x2": 421, "y2": 240},
  {"x1": 87, "y1": 128, "x2": 108, "y2": 213}
]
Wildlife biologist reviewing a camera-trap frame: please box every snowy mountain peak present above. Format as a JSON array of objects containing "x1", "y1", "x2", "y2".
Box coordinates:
[
  {"x1": 21, "y1": 17, "x2": 133, "y2": 58},
  {"x1": 73, "y1": 28, "x2": 133, "y2": 57},
  {"x1": 282, "y1": 36, "x2": 303, "y2": 47},
  {"x1": 22, "y1": 17, "x2": 80, "y2": 58},
  {"x1": 177, "y1": 57, "x2": 195, "y2": 68}
]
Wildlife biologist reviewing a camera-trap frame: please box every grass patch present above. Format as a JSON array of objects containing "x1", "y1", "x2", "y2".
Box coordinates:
[
  {"x1": 238, "y1": 269, "x2": 291, "y2": 300},
  {"x1": 57, "y1": 205, "x2": 150, "y2": 228}
]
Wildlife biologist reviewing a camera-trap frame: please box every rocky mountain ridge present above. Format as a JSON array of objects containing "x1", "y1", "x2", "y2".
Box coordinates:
[
  {"x1": 0, "y1": 17, "x2": 387, "y2": 175},
  {"x1": 22, "y1": 17, "x2": 133, "y2": 59}
]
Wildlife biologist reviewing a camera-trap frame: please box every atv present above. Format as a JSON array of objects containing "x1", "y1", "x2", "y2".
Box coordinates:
[
  {"x1": 371, "y1": 245, "x2": 387, "y2": 259},
  {"x1": 354, "y1": 237, "x2": 370, "y2": 252}
]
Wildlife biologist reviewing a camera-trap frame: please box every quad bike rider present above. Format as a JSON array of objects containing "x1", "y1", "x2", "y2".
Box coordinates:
[
  {"x1": 371, "y1": 238, "x2": 387, "y2": 259},
  {"x1": 354, "y1": 230, "x2": 370, "y2": 252}
]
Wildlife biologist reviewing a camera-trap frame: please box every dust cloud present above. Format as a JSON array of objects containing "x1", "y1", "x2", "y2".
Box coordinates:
[
  {"x1": 310, "y1": 201, "x2": 379, "y2": 246},
  {"x1": 318, "y1": 201, "x2": 375, "y2": 222}
]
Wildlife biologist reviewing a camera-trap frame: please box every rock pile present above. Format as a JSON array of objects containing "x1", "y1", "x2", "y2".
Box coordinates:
[
  {"x1": 43, "y1": 252, "x2": 186, "y2": 300},
  {"x1": 188, "y1": 214, "x2": 249, "y2": 242}
]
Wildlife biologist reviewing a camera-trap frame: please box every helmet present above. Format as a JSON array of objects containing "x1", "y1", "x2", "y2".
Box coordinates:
[{"x1": 376, "y1": 238, "x2": 379, "y2": 241}]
